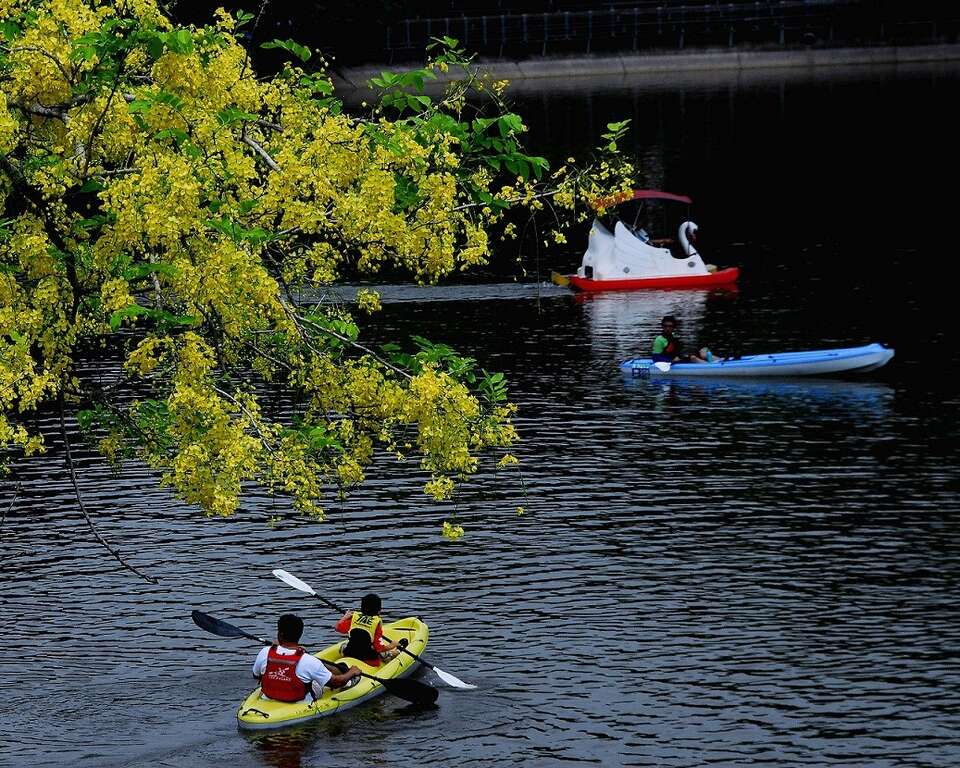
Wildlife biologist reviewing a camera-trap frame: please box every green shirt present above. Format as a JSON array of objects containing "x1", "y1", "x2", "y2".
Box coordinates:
[{"x1": 652, "y1": 334, "x2": 670, "y2": 354}]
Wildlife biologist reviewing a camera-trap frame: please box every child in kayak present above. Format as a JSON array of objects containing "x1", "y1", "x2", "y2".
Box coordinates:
[
  {"x1": 253, "y1": 614, "x2": 361, "y2": 702},
  {"x1": 335, "y1": 593, "x2": 401, "y2": 667}
]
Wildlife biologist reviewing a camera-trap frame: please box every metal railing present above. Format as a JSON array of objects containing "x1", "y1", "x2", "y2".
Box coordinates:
[{"x1": 380, "y1": 1, "x2": 960, "y2": 62}]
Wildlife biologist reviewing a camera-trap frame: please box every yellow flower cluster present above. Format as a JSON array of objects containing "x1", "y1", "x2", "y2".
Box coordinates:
[
  {"x1": 355, "y1": 288, "x2": 382, "y2": 314},
  {"x1": 441, "y1": 520, "x2": 464, "y2": 539}
]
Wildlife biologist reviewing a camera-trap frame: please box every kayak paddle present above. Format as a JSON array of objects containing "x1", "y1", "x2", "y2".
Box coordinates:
[
  {"x1": 191, "y1": 609, "x2": 438, "y2": 706},
  {"x1": 272, "y1": 568, "x2": 477, "y2": 690},
  {"x1": 272, "y1": 569, "x2": 345, "y2": 614},
  {"x1": 192, "y1": 609, "x2": 270, "y2": 644},
  {"x1": 653, "y1": 361, "x2": 671, "y2": 372}
]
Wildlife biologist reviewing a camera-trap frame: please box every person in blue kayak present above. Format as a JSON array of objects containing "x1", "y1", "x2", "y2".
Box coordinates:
[
  {"x1": 652, "y1": 315, "x2": 716, "y2": 363},
  {"x1": 335, "y1": 593, "x2": 402, "y2": 667},
  {"x1": 253, "y1": 614, "x2": 361, "y2": 702}
]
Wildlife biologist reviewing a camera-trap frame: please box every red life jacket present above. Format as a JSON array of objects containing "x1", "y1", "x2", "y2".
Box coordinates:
[
  {"x1": 663, "y1": 333, "x2": 682, "y2": 356},
  {"x1": 260, "y1": 645, "x2": 310, "y2": 702}
]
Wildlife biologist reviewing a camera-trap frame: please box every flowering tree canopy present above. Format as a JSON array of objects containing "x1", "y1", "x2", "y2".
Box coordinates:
[{"x1": 0, "y1": 0, "x2": 632, "y2": 526}]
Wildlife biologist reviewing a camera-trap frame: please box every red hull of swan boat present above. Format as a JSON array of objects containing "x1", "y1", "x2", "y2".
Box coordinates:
[{"x1": 567, "y1": 267, "x2": 739, "y2": 292}]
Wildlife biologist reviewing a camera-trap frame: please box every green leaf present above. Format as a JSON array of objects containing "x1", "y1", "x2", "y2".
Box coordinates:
[
  {"x1": 393, "y1": 174, "x2": 419, "y2": 211},
  {"x1": 498, "y1": 113, "x2": 524, "y2": 137},
  {"x1": 109, "y1": 303, "x2": 147, "y2": 330},
  {"x1": 154, "y1": 90, "x2": 186, "y2": 111},
  {"x1": 78, "y1": 179, "x2": 104, "y2": 193},
  {"x1": 426, "y1": 36, "x2": 461, "y2": 51},
  {"x1": 121, "y1": 262, "x2": 178, "y2": 281},
  {"x1": 145, "y1": 32, "x2": 165, "y2": 60},
  {"x1": 305, "y1": 424, "x2": 342, "y2": 451},
  {"x1": 216, "y1": 106, "x2": 259, "y2": 126},
  {"x1": 0, "y1": 20, "x2": 23, "y2": 42},
  {"x1": 261, "y1": 38, "x2": 311, "y2": 62},
  {"x1": 472, "y1": 117, "x2": 497, "y2": 134},
  {"x1": 479, "y1": 369, "x2": 508, "y2": 403},
  {"x1": 153, "y1": 127, "x2": 189, "y2": 145},
  {"x1": 206, "y1": 217, "x2": 277, "y2": 245},
  {"x1": 167, "y1": 29, "x2": 194, "y2": 55}
]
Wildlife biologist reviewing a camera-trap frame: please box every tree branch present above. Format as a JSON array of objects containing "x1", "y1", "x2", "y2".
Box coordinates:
[
  {"x1": 279, "y1": 299, "x2": 412, "y2": 381},
  {"x1": 242, "y1": 133, "x2": 280, "y2": 171},
  {"x1": 0, "y1": 482, "x2": 20, "y2": 540},
  {"x1": 11, "y1": 44, "x2": 73, "y2": 83},
  {"x1": 59, "y1": 397, "x2": 158, "y2": 584}
]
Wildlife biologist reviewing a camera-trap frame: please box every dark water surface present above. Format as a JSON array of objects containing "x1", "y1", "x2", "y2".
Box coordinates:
[{"x1": 3, "y1": 63, "x2": 960, "y2": 768}]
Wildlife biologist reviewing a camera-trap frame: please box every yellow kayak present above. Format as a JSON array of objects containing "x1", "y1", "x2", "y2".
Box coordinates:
[{"x1": 236, "y1": 616, "x2": 428, "y2": 730}]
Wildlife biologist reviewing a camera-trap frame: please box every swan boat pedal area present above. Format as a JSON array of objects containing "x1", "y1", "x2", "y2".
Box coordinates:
[
  {"x1": 552, "y1": 190, "x2": 739, "y2": 291},
  {"x1": 237, "y1": 617, "x2": 429, "y2": 730}
]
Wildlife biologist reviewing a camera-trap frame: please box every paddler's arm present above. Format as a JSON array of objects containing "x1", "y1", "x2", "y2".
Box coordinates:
[
  {"x1": 334, "y1": 612, "x2": 352, "y2": 635},
  {"x1": 373, "y1": 623, "x2": 398, "y2": 653},
  {"x1": 252, "y1": 646, "x2": 269, "y2": 679},
  {"x1": 326, "y1": 665, "x2": 362, "y2": 689}
]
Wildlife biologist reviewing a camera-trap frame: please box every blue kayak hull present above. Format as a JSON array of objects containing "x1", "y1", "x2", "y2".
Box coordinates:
[{"x1": 621, "y1": 343, "x2": 894, "y2": 378}]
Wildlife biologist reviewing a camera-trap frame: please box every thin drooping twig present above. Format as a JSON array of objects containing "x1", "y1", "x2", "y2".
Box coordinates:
[
  {"x1": 0, "y1": 483, "x2": 21, "y2": 540},
  {"x1": 213, "y1": 385, "x2": 275, "y2": 454},
  {"x1": 58, "y1": 398, "x2": 158, "y2": 584},
  {"x1": 279, "y1": 299, "x2": 412, "y2": 380},
  {"x1": 239, "y1": 0, "x2": 270, "y2": 81}
]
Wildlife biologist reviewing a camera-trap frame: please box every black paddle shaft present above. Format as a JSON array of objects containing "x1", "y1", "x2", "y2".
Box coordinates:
[{"x1": 307, "y1": 593, "x2": 345, "y2": 614}]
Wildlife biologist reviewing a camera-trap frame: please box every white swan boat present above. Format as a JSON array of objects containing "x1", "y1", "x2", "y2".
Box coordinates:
[{"x1": 553, "y1": 190, "x2": 739, "y2": 291}]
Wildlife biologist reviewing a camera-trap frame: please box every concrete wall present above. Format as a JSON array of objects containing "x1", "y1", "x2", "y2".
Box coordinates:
[{"x1": 332, "y1": 43, "x2": 960, "y2": 92}]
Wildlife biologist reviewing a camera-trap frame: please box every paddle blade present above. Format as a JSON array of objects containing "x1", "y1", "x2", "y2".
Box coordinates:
[
  {"x1": 192, "y1": 609, "x2": 243, "y2": 639},
  {"x1": 653, "y1": 361, "x2": 671, "y2": 372},
  {"x1": 379, "y1": 676, "x2": 439, "y2": 706},
  {"x1": 433, "y1": 666, "x2": 477, "y2": 690},
  {"x1": 192, "y1": 610, "x2": 270, "y2": 645},
  {"x1": 272, "y1": 568, "x2": 316, "y2": 595}
]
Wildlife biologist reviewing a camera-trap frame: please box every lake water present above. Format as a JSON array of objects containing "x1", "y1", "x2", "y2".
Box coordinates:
[{"x1": 2, "y1": 61, "x2": 959, "y2": 768}]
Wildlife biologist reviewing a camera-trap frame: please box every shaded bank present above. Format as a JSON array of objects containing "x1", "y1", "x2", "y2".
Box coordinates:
[{"x1": 332, "y1": 42, "x2": 960, "y2": 92}]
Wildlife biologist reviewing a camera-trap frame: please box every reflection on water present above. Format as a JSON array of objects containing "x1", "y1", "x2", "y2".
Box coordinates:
[
  {"x1": 626, "y1": 375, "x2": 895, "y2": 415},
  {"x1": 575, "y1": 288, "x2": 737, "y2": 362},
  {"x1": 247, "y1": 730, "x2": 313, "y2": 768}
]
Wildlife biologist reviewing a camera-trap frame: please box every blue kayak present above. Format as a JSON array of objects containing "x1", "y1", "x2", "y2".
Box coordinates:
[{"x1": 621, "y1": 343, "x2": 894, "y2": 378}]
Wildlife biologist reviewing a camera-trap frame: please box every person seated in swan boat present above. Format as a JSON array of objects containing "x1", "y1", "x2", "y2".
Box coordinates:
[{"x1": 652, "y1": 315, "x2": 721, "y2": 364}]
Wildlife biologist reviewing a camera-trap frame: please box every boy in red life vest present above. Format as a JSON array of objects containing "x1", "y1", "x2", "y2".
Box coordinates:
[
  {"x1": 253, "y1": 614, "x2": 361, "y2": 702},
  {"x1": 334, "y1": 594, "x2": 401, "y2": 667}
]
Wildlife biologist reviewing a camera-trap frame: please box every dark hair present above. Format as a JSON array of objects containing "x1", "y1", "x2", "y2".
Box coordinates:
[
  {"x1": 277, "y1": 613, "x2": 304, "y2": 643},
  {"x1": 360, "y1": 593, "x2": 382, "y2": 615},
  {"x1": 661, "y1": 315, "x2": 677, "y2": 325}
]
